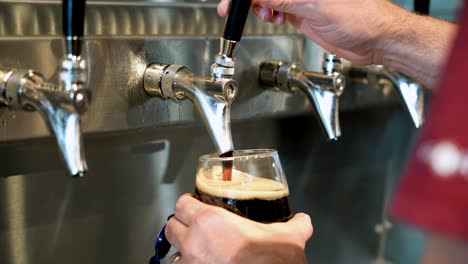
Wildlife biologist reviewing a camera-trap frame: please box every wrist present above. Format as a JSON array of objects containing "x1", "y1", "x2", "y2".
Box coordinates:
[
  {"x1": 371, "y1": 3, "x2": 457, "y2": 88},
  {"x1": 372, "y1": 2, "x2": 415, "y2": 66}
]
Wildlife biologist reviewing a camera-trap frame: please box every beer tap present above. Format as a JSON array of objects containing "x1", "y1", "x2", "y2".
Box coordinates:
[
  {"x1": 143, "y1": 0, "x2": 251, "y2": 155},
  {"x1": 259, "y1": 53, "x2": 346, "y2": 140},
  {"x1": 0, "y1": 0, "x2": 90, "y2": 177},
  {"x1": 349, "y1": 65, "x2": 424, "y2": 128}
]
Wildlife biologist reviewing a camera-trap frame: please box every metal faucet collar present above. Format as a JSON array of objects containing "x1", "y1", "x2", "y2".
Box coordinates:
[
  {"x1": 219, "y1": 38, "x2": 238, "y2": 60},
  {"x1": 211, "y1": 37, "x2": 239, "y2": 81},
  {"x1": 60, "y1": 55, "x2": 87, "y2": 92}
]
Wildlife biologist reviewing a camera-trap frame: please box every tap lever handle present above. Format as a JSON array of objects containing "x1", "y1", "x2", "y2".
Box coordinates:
[
  {"x1": 63, "y1": 0, "x2": 86, "y2": 56},
  {"x1": 222, "y1": 0, "x2": 251, "y2": 42}
]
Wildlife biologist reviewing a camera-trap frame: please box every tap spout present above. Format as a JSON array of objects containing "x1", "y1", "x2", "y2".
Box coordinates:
[
  {"x1": 293, "y1": 72, "x2": 344, "y2": 140},
  {"x1": 259, "y1": 61, "x2": 345, "y2": 140},
  {"x1": 350, "y1": 65, "x2": 425, "y2": 128},
  {"x1": 1, "y1": 69, "x2": 89, "y2": 177},
  {"x1": 144, "y1": 64, "x2": 237, "y2": 154},
  {"x1": 378, "y1": 68, "x2": 425, "y2": 128}
]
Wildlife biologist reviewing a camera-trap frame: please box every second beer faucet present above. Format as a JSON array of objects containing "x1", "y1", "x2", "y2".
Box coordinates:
[
  {"x1": 143, "y1": 0, "x2": 251, "y2": 155},
  {"x1": 259, "y1": 53, "x2": 346, "y2": 140},
  {"x1": 349, "y1": 65, "x2": 425, "y2": 128},
  {"x1": 0, "y1": 0, "x2": 89, "y2": 177}
]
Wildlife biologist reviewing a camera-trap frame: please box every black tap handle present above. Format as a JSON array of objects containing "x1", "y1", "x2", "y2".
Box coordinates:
[
  {"x1": 63, "y1": 0, "x2": 86, "y2": 56},
  {"x1": 414, "y1": 0, "x2": 430, "y2": 15},
  {"x1": 222, "y1": 0, "x2": 251, "y2": 42}
]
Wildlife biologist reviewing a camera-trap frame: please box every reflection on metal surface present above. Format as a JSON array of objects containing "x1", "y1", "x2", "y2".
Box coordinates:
[
  {"x1": 219, "y1": 38, "x2": 238, "y2": 59},
  {"x1": 349, "y1": 66, "x2": 425, "y2": 128},
  {"x1": 259, "y1": 56, "x2": 346, "y2": 140},
  {"x1": 50, "y1": 181, "x2": 74, "y2": 257},
  {"x1": 5, "y1": 176, "x2": 27, "y2": 264}
]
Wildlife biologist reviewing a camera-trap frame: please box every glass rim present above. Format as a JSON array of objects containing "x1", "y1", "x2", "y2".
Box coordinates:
[{"x1": 199, "y1": 149, "x2": 278, "y2": 161}]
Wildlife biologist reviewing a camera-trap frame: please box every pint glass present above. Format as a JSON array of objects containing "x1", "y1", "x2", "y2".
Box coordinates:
[
  {"x1": 194, "y1": 149, "x2": 291, "y2": 222},
  {"x1": 150, "y1": 149, "x2": 292, "y2": 263}
]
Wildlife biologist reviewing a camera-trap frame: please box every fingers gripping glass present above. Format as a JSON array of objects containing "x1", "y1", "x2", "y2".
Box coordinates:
[{"x1": 150, "y1": 149, "x2": 292, "y2": 263}]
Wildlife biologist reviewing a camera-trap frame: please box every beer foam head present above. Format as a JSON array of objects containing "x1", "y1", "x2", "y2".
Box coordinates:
[{"x1": 196, "y1": 166, "x2": 289, "y2": 200}]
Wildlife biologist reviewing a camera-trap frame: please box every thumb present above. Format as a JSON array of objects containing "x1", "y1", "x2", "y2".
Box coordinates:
[
  {"x1": 217, "y1": 0, "x2": 230, "y2": 17},
  {"x1": 285, "y1": 213, "x2": 314, "y2": 241}
]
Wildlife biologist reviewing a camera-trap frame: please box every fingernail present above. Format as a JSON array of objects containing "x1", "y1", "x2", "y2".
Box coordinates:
[{"x1": 254, "y1": 6, "x2": 269, "y2": 21}]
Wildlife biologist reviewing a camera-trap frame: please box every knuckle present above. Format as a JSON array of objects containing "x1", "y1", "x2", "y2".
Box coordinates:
[
  {"x1": 174, "y1": 194, "x2": 191, "y2": 213},
  {"x1": 278, "y1": 1, "x2": 291, "y2": 11},
  {"x1": 164, "y1": 219, "x2": 176, "y2": 241},
  {"x1": 272, "y1": 0, "x2": 293, "y2": 11},
  {"x1": 192, "y1": 210, "x2": 211, "y2": 227}
]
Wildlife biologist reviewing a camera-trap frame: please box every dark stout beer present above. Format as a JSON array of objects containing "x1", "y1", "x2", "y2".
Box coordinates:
[{"x1": 194, "y1": 166, "x2": 291, "y2": 223}]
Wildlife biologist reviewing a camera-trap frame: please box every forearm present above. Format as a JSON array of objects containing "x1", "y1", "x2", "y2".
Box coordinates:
[{"x1": 374, "y1": 4, "x2": 458, "y2": 89}]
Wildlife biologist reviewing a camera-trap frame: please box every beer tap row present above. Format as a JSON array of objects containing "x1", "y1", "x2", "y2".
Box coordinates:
[{"x1": 0, "y1": 0, "x2": 426, "y2": 177}]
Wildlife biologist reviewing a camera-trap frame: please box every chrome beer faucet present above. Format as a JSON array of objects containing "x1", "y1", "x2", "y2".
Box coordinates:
[
  {"x1": 143, "y1": 0, "x2": 251, "y2": 155},
  {"x1": 0, "y1": 0, "x2": 90, "y2": 177},
  {"x1": 349, "y1": 65, "x2": 424, "y2": 128},
  {"x1": 259, "y1": 53, "x2": 346, "y2": 140}
]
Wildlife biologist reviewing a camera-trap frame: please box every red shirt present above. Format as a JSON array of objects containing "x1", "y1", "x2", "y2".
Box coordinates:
[{"x1": 390, "y1": 2, "x2": 468, "y2": 241}]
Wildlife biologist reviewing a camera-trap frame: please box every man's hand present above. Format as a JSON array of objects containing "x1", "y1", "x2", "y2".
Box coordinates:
[
  {"x1": 218, "y1": 0, "x2": 403, "y2": 64},
  {"x1": 165, "y1": 194, "x2": 313, "y2": 264},
  {"x1": 218, "y1": 0, "x2": 457, "y2": 88}
]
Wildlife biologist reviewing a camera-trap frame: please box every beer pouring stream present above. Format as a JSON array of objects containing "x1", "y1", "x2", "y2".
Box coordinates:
[{"x1": 219, "y1": 0, "x2": 251, "y2": 181}]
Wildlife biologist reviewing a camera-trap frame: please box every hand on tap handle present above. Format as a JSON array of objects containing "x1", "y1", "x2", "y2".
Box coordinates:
[
  {"x1": 216, "y1": 0, "x2": 252, "y2": 60},
  {"x1": 63, "y1": 0, "x2": 86, "y2": 57},
  {"x1": 222, "y1": 0, "x2": 252, "y2": 42},
  {"x1": 218, "y1": 0, "x2": 455, "y2": 89}
]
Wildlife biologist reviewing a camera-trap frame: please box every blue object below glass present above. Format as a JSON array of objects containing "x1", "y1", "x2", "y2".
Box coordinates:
[
  {"x1": 154, "y1": 225, "x2": 171, "y2": 260},
  {"x1": 149, "y1": 214, "x2": 174, "y2": 264},
  {"x1": 149, "y1": 256, "x2": 160, "y2": 264}
]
